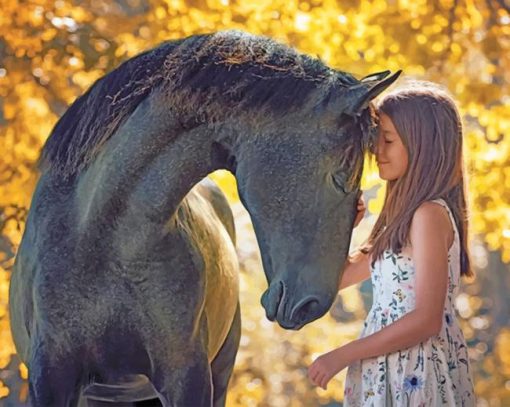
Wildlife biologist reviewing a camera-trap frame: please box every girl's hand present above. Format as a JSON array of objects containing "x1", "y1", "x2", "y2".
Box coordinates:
[
  {"x1": 353, "y1": 193, "x2": 366, "y2": 228},
  {"x1": 308, "y1": 347, "x2": 351, "y2": 390}
]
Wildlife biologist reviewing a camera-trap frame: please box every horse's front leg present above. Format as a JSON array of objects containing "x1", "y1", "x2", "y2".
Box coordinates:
[
  {"x1": 151, "y1": 345, "x2": 212, "y2": 407},
  {"x1": 29, "y1": 346, "x2": 82, "y2": 407},
  {"x1": 147, "y1": 312, "x2": 212, "y2": 407}
]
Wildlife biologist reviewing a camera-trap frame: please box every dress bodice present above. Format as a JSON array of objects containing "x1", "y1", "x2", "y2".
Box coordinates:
[{"x1": 366, "y1": 198, "x2": 461, "y2": 327}]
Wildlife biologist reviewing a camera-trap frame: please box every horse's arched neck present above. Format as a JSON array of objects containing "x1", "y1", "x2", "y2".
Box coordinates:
[
  {"x1": 124, "y1": 125, "x2": 220, "y2": 220},
  {"x1": 75, "y1": 94, "x2": 231, "y2": 234}
]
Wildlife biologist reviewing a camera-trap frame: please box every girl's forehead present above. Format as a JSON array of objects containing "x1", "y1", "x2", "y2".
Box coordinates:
[
  {"x1": 378, "y1": 112, "x2": 392, "y2": 124},
  {"x1": 378, "y1": 113, "x2": 398, "y2": 132}
]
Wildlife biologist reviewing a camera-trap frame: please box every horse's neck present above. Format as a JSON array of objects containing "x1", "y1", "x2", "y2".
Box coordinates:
[
  {"x1": 75, "y1": 95, "x2": 220, "y2": 237},
  {"x1": 122, "y1": 126, "x2": 215, "y2": 222}
]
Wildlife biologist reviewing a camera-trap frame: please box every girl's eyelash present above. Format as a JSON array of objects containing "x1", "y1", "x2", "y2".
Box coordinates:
[{"x1": 385, "y1": 140, "x2": 393, "y2": 144}]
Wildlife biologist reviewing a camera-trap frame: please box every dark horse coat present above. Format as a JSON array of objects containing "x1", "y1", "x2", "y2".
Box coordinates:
[{"x1": 9, "y1": 30, "x2": 399, "y2": 406}]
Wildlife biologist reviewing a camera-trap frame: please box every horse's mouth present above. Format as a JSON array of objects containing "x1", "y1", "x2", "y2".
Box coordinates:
[{"x1": 277, "y1": 320, "x2": 304, "y2": 330}]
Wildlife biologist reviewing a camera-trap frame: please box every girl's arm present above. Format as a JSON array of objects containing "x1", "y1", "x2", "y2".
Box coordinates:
[
  {"x1": 342, "y1": 202, "x2": 452, "y2": 362},
  {"x1": 338, "y1": 251, "x2": 371, "y2": 291}
]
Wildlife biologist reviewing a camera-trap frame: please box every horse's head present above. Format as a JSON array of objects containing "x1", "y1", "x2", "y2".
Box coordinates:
[{"x1": 231, "y1": 71, "x2": 400, "y2": 329}]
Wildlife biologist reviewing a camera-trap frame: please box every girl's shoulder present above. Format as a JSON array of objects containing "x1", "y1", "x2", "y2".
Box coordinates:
[{"x1": 409, "y1": 199, "x2": 455, "y2": 250}]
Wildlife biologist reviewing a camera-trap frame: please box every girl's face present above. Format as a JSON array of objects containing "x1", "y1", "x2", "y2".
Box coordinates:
[{"x1": 375, "y1": 113, "x2": 409, "y2": 181}]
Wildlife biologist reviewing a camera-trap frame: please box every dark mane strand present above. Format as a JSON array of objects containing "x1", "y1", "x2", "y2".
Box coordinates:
[
  {"x1": 38, "y1": 39, "x2": 185, "y2": 177},
  {"x1": 162, "y1": 31, "x2": 358, "y2": 116}
]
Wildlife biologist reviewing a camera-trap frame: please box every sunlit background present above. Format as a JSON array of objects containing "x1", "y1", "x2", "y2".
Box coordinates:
[{"x1": 0, "y1": 0, "x2": 509, "y2": 405}]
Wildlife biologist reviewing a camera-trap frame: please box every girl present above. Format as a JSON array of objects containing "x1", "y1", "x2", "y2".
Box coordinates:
[{"x1": 308, "y1": 81, "x2": 476, "y2": 406}]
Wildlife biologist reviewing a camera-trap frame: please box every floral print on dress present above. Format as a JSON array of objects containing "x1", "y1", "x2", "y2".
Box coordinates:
[{"x1": 343, "y1": 199, "x2": 475, "y2": 406}]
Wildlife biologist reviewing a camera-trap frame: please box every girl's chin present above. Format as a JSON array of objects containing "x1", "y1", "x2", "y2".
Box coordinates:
[
  {"x1": 378, "y1": 169, "x2": 388, "y2": 179},
  {"x1": 378, "y1": 170, "x2": 394, "y2": 181}
]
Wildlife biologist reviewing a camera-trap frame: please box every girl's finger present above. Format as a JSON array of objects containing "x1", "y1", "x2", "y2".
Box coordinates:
[
  {"x1": 316, "y1": 372, "x2": 325, "y2": 387},
  {"x1": 309, "y1": 371, "x2": 317, "y2": 384},
  {"x1": 312, "y1": 375, "x2": 319, "y2": 386}
]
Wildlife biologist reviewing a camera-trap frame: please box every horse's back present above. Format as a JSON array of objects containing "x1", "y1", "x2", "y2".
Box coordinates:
[
  {"x1": 195, "y1": 177, "x2": 236, "y2": 244},
  {"x1": 177, "y1": 179, "x2": 239, "y2": 361}
]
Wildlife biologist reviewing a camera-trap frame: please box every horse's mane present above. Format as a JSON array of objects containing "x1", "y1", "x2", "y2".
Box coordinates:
[{"x1": 38, "y1": 30, "x2": 365, "y2": 178}]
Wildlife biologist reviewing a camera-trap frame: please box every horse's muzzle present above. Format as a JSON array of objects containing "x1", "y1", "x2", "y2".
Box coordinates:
[{"x1": 261, "y1": 280, "x2": 323, "y2": 330}]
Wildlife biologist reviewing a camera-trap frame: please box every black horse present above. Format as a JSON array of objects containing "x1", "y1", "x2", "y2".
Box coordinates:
[{"x1": 9, "y1": 30, "x2": 399, "y2": 406}]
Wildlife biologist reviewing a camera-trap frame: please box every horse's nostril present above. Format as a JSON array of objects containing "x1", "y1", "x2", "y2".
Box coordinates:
[
  {"x1": 290, "y1": 295, "x2": 321, "y2": 323},
  {"x1": 261, "y1": 281, "x2": 284, "y2": 321}
]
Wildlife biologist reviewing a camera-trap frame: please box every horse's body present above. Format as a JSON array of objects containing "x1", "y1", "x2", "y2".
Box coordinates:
[
  {"x1": 9, "y1": 31, "x2": 399, "y2": 406},
  {"x1": 11, "y1": 174, "x2": 239, "y2": 405}
]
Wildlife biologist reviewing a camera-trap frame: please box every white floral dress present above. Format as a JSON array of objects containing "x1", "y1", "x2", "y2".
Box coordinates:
[{"x1": 343, "y1": 199, "x2": 475, "y2": 406}]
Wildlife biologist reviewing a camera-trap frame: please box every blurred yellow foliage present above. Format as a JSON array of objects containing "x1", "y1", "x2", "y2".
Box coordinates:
[{"x1": 0, "y1": 381, "x2": 9, "y2": 398}]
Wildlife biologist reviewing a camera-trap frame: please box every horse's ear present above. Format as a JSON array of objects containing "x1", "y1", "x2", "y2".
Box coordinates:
[
  {"x1": 360, "y1": 70, "x2": 391, "y2": 82},
  {"x1": 344, "y1": 70, "x2": 402, "y2": 116},
  {"x1": 318, "y1": 70, "x2": 401, "y2": 122}
]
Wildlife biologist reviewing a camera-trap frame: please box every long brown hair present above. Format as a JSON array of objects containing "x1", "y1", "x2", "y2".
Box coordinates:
[{"x1": 359, "y1": 81, "x2": 473, "y2": 277}]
